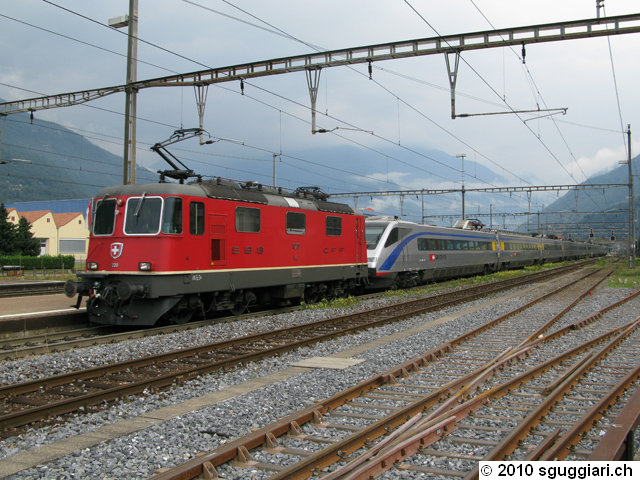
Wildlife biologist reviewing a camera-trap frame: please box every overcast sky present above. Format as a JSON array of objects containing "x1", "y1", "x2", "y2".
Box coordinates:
[{"x1": 1, "y1": 0, "x2": 639, "y2": 220}]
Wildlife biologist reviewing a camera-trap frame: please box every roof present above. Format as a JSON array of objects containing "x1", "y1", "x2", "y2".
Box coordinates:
[
  {"x1": 52, "y1": 212, "x2": 83, "y2": 227},
  {"x1": 19, "y1": 210, "x2": 50, "y2": 224}
]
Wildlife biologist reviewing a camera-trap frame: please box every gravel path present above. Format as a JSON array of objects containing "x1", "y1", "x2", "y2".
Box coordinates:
[{"x1": 0, "y1": 275, "x2": 633, "y2": 480}]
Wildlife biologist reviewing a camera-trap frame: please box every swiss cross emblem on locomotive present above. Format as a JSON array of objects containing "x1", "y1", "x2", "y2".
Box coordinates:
[{"x1": 110, "y1": 243, "x2": 124, "y2": 259}]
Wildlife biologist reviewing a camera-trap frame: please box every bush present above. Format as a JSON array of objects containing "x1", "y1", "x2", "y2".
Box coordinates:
[{"x1": 0, "y1": 254, "x2": 75, "y2": 270}]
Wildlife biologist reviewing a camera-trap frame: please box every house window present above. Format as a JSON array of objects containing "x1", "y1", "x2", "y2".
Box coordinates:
[{"x1": 59, "y1": 239, "x2": 86, "y2": 254}]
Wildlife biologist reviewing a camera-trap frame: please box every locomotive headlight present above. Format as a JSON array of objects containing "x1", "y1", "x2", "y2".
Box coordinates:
[
  {"x1": 87, "y1": 262, "x2": 99, "y2": 271},
  {"x1": 367, "y1": 257, "x2": 377, "y2": 264},
  {"x1": 138, "y1": 262, "x2": 152, "y2": 271}
]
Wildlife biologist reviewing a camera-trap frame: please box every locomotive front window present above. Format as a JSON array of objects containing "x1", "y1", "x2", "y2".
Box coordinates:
[
  {"x1": 93, "y1": 198, "x2": 117, "y2": 236},
  {"x1": 236, "y1": 207, "x2": 260, "y2": 233},
  {"x1": 286, "y1": 212, "x2": 306, "y2": 235},
  {"x1": 162, "y1": 197, "x2": 183, "y2": 235},
  {"x1": 365, "y1": 225, "x2": 386, "y2": 249},
  {"x1": 124, "y1": 196, "x2": 162, "y2": 235}
]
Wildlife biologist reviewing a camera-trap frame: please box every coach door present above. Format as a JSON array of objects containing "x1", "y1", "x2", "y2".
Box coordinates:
[{"x1": 209, "y1": 214, "x2": 227, "y2": 266}]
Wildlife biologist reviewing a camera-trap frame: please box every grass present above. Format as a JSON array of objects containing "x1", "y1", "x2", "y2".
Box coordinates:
[
  {"x1": 383, "y1": 260, "x2": 577, "y2": 298},
  {"x1": 606, "y1": 260, "x2": 640, "y2": 288},
  {"x1": 301, "y1": 296, "x2": 362, "y2": 310}
]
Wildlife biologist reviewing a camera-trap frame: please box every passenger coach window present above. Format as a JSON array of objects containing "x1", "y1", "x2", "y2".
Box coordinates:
[
  {"x1": 286, "y1": 212, "x2": 306, "y2": 235},
  {"x1": 162, "y1": 197, "x2": 183, "y2": 234},
  {"x1": 190, "y1": 202, "x2": 205, "y2": 235},
  {"x1": 326, "y1": 216, "x2": 342, "y2": 236},
  {"x1": 93, "y1": 198, "x2": 117, "y2": 235},
  {"x1": 236, "y1": 206, "x2": 260, "y2": 233}
]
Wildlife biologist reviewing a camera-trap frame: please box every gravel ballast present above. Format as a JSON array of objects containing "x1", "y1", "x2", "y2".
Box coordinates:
[{"x1": 0, "y1": 277, "x2": 635, "y2": 479}]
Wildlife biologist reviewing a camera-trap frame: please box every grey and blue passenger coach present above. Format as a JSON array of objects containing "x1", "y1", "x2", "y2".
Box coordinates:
[{"x1": 365, "y1": 216, "x2": 606, "y2": 290}]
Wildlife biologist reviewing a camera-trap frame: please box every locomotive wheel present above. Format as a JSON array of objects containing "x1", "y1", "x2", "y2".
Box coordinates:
[
  {"x1": 304, "y1": 285, "x2": 320, "y2": 304},
  {"x1": 230, "y1": 291, "x2": 256, "y2": 316},
  {"x1": 168, "y1": 310, "x2": 194, "y2": 325}
]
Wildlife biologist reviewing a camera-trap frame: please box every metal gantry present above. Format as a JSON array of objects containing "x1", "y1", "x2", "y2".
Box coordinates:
[
  {"x1": 0, "y1": 12, "x2": 638, "y2": 185},
  {"x1": 329, "y1": 183, "x2": 629, "y2": 199},
  {"x1": 2, "y1": 13, "x2": 639, "y2": 118},
  {"x1": 335, "y1": 183, "x2": 632, "y2": 241}
]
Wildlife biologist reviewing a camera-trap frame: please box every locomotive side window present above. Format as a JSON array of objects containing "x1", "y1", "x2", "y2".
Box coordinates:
[
  {"x1": 93, "y1": 198, "x2": 117, "y2": 236},
  {"x1": 124, "y1": 196, "x2": 162, "y2": 235},
  {"x1": 384, "y1": 228, "x2": 399, "y2": 247},
  {"x1": 286, "y1": 212, "x2": 306, "y2": 235},
  {"x1": 326, "y1": 216, "x2": 342, "y2": 236},
  {"x1": 162, "y1": 197, "x2": 183, "y2": 234},
  {"x1": 236, "y1": 207, "x2": 260, "y2": 233},
  {"x1": 190, "y1": 202, "x2": 205, "y2": 235},
  {"x1": 383, "y1": 227, "x2": 410, "y2": 248}
]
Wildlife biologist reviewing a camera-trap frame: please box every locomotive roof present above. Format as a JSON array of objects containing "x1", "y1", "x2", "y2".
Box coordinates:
[{"x1": 95, "y1": 181, "x2": 360, "y2": 215}]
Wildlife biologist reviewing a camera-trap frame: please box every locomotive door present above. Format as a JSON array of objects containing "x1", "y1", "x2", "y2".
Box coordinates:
[
  {"x1": 400, "y1": 227, "x2": 411, "y2": 268},
  {"x1": 209, "y1": 214, "x2": 227, "y2": 266}
]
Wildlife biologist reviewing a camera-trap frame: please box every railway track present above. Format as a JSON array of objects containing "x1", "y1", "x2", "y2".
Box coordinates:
[
  {"x1": 0, "y1": 261, "x2": 593, "y2": 359},
  {"x1": 143, "y1": 266, "x2": 640, "y2": 480},
  {"x1": 0, "y1": 280, "x2": 65, "y2": 298},
  {"x1": 0, "y1": 262, "x2": 597, "y2": 435}
]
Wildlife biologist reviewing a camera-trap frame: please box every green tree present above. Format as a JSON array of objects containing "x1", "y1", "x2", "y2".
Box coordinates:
[
  {"x1": 0, "y1": 202, "x2": 17, "y2": 255},
  {"x1": 15, "y1": 216, "x2": 40, "y2": 256}
]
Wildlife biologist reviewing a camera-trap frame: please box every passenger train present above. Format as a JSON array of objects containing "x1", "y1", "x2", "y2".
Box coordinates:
[
  {"x1": 65, "y1": 180, "x2": 607, "y2": 327},
  {"x1": 365, "y1": 217, "x2": 608, "y2": 290}
]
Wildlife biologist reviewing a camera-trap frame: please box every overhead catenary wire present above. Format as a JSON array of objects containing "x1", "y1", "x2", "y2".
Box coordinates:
[
  {"x1": 404, "y1": 0, "x2": 601, "y2": 213},
  {"x1": 184, "y1": 0, "x2": 544, "y2": 212},
  {"x1": 2, "y1": 2, "x2": 625, "y2": 223}
]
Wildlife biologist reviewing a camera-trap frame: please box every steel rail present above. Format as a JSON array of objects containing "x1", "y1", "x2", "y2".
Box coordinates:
[
  {"x1": 0, "y1": 261, "x2": 588, "y2": 359},
  {"x1": 539, "y1": 328, "x2": 640, "y2": 461},
  {"x1": 147, "y1": 267, "x2": 618, "y2": 480},
  {"x1": 330, "y1": 316, "x2": 640, "y2": 480},
  {"x1": 588, "y1": 386, "x2": 640, "y2": 461},
  {"x1": 0, "y1": 263, "x2": 587, "y2": 431}
]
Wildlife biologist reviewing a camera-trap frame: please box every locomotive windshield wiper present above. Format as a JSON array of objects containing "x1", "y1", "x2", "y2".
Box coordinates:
[
  {"x1": 93, "y1": 194, "x2": 110, "y2": 220},
  {"x1": 134, "y1": 192, "x2": 146, "y2": 217}
]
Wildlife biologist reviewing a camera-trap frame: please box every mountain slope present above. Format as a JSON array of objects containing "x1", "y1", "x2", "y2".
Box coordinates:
[{"x1": 0, "y1": 107, "x2": 125, "y2": 202}]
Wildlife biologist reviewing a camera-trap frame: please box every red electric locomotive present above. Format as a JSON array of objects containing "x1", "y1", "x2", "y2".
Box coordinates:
[{"x1": 65, "y1": 179, "x2": 368, "y2": 326}]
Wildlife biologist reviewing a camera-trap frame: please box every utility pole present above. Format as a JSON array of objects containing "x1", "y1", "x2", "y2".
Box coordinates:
[
  {"x1": 457, "y1": 153, "x2": 466, "y2": 220},
  {"x1": 628, "y1": 125, "x2": 635, "y2": 268},
  {"x1": 618, "y1": 125, "x2": 634, "y2": 268},
  {"x1": 110, "y1": 0, "x2": 139, "y2": 185},
  {"x1": 489, "y1": 204, "x2": 493, "y2": 229}
]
